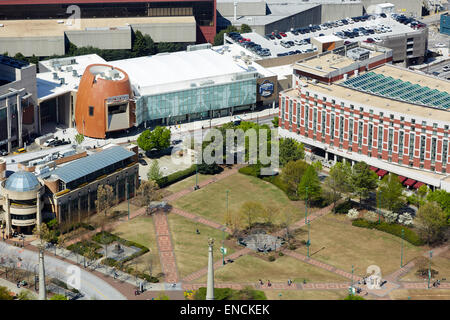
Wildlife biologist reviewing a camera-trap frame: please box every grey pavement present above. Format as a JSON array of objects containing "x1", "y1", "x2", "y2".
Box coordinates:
[
  {"x1": 29, "y1": 240, "x2": 168, "y2": 292},
  {"x1": 0, "y1": 241, "x2": 126, "y2": 300}
]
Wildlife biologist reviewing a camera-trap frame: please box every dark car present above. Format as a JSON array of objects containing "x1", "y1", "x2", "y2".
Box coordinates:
[
  {"x1": 274, "y1": 33, "x2": 282, "y2": 39},
  {"x1": 380, "y1": 13, "x2": 387, "y2": 18},
  {"x1": 138, "y1": 159, "x2": 148, "y2": 166},
  {"x1": 233, "y1": 120, "x2": 242, "y2": 126},
  {"x1": 319, "y1": 33, "x2": 325, "y2": 36}
]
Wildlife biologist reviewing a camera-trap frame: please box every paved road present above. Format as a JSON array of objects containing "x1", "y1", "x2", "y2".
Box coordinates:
[{"x1": 0, "y1": 242, "x2": 126, "y2": 300}]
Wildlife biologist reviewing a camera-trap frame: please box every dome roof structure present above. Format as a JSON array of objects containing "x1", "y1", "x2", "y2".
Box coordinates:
[{"x1": 4, "y1": 171, "x2": 40, "y2": 192}]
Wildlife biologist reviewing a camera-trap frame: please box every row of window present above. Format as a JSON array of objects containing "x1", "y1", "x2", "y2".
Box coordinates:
[
  {"x1": 282, "y1": 99, "x2": 449, "y2": 163},
  {"x1": 301, "y1": 92, "x2": 449, "y2": 132}
]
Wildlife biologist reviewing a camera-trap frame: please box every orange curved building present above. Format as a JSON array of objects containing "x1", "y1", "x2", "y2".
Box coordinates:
[{"x1": 75, "y1": 64, "x2": 135, "y2": 139}]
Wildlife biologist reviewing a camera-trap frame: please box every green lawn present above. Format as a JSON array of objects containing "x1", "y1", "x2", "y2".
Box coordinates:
[
  {"x1": 389, "y1": 289, "x2": 450, "y2": 300},
  {"x1": 172, "y1": 173, "x2": 311, "y2": 226},
  {"x1": 193, "y1": 254, "x2": 348, "y2": 284},
  {"x1": 400, "y1": 250, "x2": 450, "y2": 282},
  {"x1": 165, "y1": 173, "x2": 214, "y2": 194},
  {"x1": 293, "y1": 213, "x2": 425, "y2": 276},
  {"x1": 168, "y1": 213, "x2": 236, "y2": 279},
  {"x1": 110, "y1": 216, "x2": 161, "y2": 276}
]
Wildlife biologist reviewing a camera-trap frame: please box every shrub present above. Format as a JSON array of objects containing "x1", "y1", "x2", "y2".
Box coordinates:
[
  {"x1": 398, "y1": 213, "x2": 414, "y2": 226},
  {"x1": 344, "y1": 294, "x2": 365, "y2": 300},
  {"x1": 364, "y1": 211, "x2": 379, "y2": 223},
  {"x1": 288, "y1": 244, "x2": 297, "y2": 250},
  {"x1": 383, "y1": 210, "x2": 398, "y2": 224},
  {"x1": 193, "y1": 287, "x2": 266, "y2": 300},
  {"x1": 156, "y1": 164, "x2": 197, "y2": 188},
  {"x1": 278, "y1": 252, "x2": 284, "y2": 256},
  {"x1": 238, "y1": 165, "x2": 261, "y2": 177},
  {"x1": 347, "y1": 208, "x2": 359, "y2": 220},
  {"x1": 268, "y1": 255, "x2": 276, "y2": 262},
  {"x1": 351, "y1": 219, "x2": 424, "y2": 246},
  {"x1": 333, "y1": 200, "x2": 356, "y2": 214}
]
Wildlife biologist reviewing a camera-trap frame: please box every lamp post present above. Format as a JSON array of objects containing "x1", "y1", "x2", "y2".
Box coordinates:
[
  {"x1": 401, "y1": 228, "x2": 404, "y2": 268},
  {"x1": 127, "y1": 176, "x2": 130, "y2": 221},
  {"x1": 428, "y1": 250, "x2": 433, "y2": 289},
  {"x1": 306, "y1": 219, "x2": 311, "y2": 258},
  {"x1": 305, "y1": 186, "x2": 308, "y2": 224},
  {"x1": 377, "y1": 190, "x2": 381, "y2": 224},
  {"x1": 223, "y1": 190, "x2": 229, "y2": 266}
]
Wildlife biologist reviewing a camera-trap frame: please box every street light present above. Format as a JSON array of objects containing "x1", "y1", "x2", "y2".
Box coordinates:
[
  {"x1": 377, "y1": 190, "x2": 381, "y2": 224},
  {"x1": 305, "y1": 186, "x2": 308, "y2": 224},
  {"x1": 428, "y1": 250, "x2": 433, "y2": 289},
  {"x1": 127, "y1": 175, "x2": 130, "y2": 221},
  {"x1": 401, "y1": 229, "x2": 404, "y2": 268},
  {"x1": 306, "y1": 219, "x2": 311, "y2": 258},
  {"x1": 223, "y1": 190, "x2": 229, "y2": 266}
]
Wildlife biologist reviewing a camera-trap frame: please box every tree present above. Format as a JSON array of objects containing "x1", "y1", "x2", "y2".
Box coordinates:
[
  {"x1": 378, "y1": 173, "x2": 405, "y2": 212},
  {"x1": 148, "y1": 160, "x2": 163, "y2": 181},
  {"x1": 325, "y1": 162, "x2": 352, "y2": 212},
  {"x1": 95, "y1": 184, "x2": 117, "y2": 217},
  {"x1": 50, "y1": 294, "x2": 68, "y2": 300},
  {"x1": 280, "y1": 210, "x2": 294, "y2": 241},
  {"x1": 33, "y1": 223, "x2": 55, "y2": 300},
  {"x1": 147, "y1": 254, "x2": 155, "y2": 277},
  {"x1": 239, "y1": 201, "x2": 263, "y2": 230},
  {"x1": 311, "y1": 161, "x2": 323, "y2": 172},
  {"x1": 132, "y1": 30, "x2": 157, "y2": 57},
  {"x1": 74, "y1": 133, "x2": 84, "y2": 145},
  {"x1": 426, "y1": 189, "x2": 450, "y2": 219},
  {"x1": 417, "y1": 185, "x2": 430, "y2": 207},
  {"x1": 137, "y1": 180, "x2": 162, "y2": 211},
  {"x1": 281, "y1": 160, "x2": 309, "y2": 196},
  {"x1": 240, "y1": 24, "x2": 252, "y2": 33},
  {"x1": 298, "y1": 165, "x2": 322, "y2": 202},
  {"x1": 0, "y1": 286, "x2": 13, "y2": 300},
  {"x1": 279, "y1": 138, "x2": 305, "y2": 167},
  {"x1": 17, "y1": 290, "x2": 36, "y2": 300},
  {"x1": 349, "y1": 162, "x2": 378, "y2": 204},
  {"x1": 271, "y1": 116, "x2": 279, "y2": 128},
  {"x1": 137, "y1": 126, "x2": 171, "y2": 152},
  {"x1": 85, "y1": 245, "x2": 98, "y2": 268},
  {"x1": 224, "y1": 209, "x2": 243, "y2": 234},
  {"x1": 213, "y1": 25, "x2": 238, "y2": 46},
  {"x1": 415, "y1": 201, "x2": 448, "y2": 244},
  {"x1": 261, "y1": 203, "x2": 279, "y2": 226}
]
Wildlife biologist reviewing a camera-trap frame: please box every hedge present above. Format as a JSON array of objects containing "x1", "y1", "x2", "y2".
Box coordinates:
[
  {"x1": 66, "y1": 240, "x2": 103, "y2": 259},
  {"x1": 156, "y1": 164, "x2": 197, "y2": 188},
  {"x1": 333, "y1": 199, "x2": 357, "y2": 214},
  {"x1": 351, "y1": 219, "x2": 424, "y2": 246},
  {"x1": 193, "y1": 287, "x2": 266, "y2": 300}
]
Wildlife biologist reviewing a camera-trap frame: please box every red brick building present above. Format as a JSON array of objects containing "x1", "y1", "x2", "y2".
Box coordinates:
[{"x1": 278, "y1": 44, "x2": 450, "y2": 191}]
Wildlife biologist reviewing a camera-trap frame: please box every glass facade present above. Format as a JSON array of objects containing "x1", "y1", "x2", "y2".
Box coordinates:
[{"x1": 135, "y1": 78, "x2": 257, "y2": 125}]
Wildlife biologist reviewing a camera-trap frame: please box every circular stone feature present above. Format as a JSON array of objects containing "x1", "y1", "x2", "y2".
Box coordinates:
[{"x1": 239, "y1": 233, "x2": 284, "y2": 252}]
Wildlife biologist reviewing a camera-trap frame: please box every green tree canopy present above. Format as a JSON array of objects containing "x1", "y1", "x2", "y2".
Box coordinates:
[
  {"x1": 50, "y1": 294, "x2": 68, "y2": 300},
  {"x1": 137, "y1": 126, "x2": 171, "y2": 152},
  {"x1": 214, "y1": 25, "x2": 239, "y2": 46},
  {"x1": 271, "y1": 116, "x2": 279, "y2": 128},
  {"x1": 378, "y1": 173, "x2": 405, "y2": 212},
  {"x1": 279, "y1": 138, "x2": 305, "y2": 167},
  {"x1": 281, "y1": 159, "x2": 309, "y2": 196},
  {"x1": 298, "y1": 165, "x2": 322, "y2": 202},
  {"x1": 132, "y1": 30, "x2": 157, "y2": 57},
  {"x1": 325, "y1": 162, "x2": 352, "y2": 211},
  {"x1": 148, "y1": 160, "x2": 163, "y2": 181},
  {"x1": 415, "y1": 201, "x2": 448, "y2": 244},
  {"x1": 349, "y1": 162, "x2": 378, "y2": 204},
  {"x1": 0, "y1": 286, "x2": 13, "y2": 300},
  {"x1": 426, "y1": 189, "x2": 450, "y2": 219},
  {"x1": 240, "y1": 24, "x2": 252, "y2": 33}
]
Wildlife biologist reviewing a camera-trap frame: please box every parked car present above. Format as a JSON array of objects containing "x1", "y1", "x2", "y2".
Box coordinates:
[
  {"x1": 435, "y1": 43, "x2": 447, "y2": 48},
  {"x1": 279, "y1": 32, "x2": 287, "y2": 37}
]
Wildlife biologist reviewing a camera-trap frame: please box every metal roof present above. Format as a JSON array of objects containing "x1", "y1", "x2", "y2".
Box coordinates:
[{"x1": 42, "y1": 146, "x2": 134, "y2": 184}]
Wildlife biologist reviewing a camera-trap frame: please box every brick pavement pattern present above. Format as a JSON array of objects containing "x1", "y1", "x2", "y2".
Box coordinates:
[
  {"x1": 170, "y1": 207, "x2": 231, "y2": 233},
  {"x1": 153, "y1": 212, "x2": 179, "y2": 284}
]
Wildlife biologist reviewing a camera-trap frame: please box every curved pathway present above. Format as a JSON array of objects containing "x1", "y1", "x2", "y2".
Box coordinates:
[{"x1": 0, "y1": 242, "x2": 126, "y2": 300}]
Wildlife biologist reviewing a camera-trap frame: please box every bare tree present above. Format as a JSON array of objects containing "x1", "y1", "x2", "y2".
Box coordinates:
[
  {"x1": 239, "y1": 201, "x2": 264, "y2": 231},
  {"x1": 137, "y1": 180, "x2": 162, "y2": 214},
  {"x1": 95, "y1": 184, "x2": 117, "y2": 217},
  {"x1": 147, "y1": 254, "x2": 154, "y2": 277}
]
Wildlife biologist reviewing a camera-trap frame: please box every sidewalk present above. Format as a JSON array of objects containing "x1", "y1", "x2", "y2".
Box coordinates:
[
  {"x1": 54, "y1": 108, "x2": 277, "y2": 150},
  {"x1": 0, "y1": 277, "x2": 37, "y2": 298},
  {"x1": 28, "y1": 240, "x2": 167, "y2": 292}
]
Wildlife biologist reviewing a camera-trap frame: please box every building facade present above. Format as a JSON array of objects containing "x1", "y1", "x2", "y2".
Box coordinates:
[
  {"x1": 441, "y1": 13, "x2": 450, "y2": 36},
  {"x1": 0, "y1": 55, "x2": 39, "y2": 153},
  {"x1": 0, "y1": 145, "x2": 139, "y2": 237},
  {"x1": 278, "y1": 45, "x2": 450, "y2": 191}
]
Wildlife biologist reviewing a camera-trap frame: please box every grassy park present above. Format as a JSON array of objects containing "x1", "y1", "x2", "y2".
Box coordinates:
[
  {"x1": 293, "y1": 213, "x2": 425, "y2": 276},
  {"x1": 172, "y1": 173, "x2": 313, "y2": 226},
  {"x1": 168, "y1": 214, "x2": 237, "y2": 279},
  {"x1": 192, "y1": 254, "x2": 348, "y2": 284},
  {"x1": 165, "y1": 173, "x2": 214, "y2": 194},
  {"x1": 400, "y1": 250, "x2": 450, "y2": 282},
  {"x1": 110, "y1": 216, "x2": 162, "y2": 276}
]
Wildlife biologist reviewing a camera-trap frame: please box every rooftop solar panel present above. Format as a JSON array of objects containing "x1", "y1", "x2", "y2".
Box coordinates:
[{"x1": 340, "y1": 73, "x2": 450, "y2": 111}]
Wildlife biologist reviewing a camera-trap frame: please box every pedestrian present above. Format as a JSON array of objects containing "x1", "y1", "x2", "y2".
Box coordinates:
[
  {"x1": 259, "y1": 279, "x2": 263, "y2": 286},
  {"x1": 267, "y1": 280, "x2": 271, "y2": 287}
]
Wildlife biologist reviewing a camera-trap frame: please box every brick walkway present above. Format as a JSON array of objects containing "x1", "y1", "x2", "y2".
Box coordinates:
[
  {"x1": 170, "y1": 208, "x2": 231, "y2": 234},
  {"x1": 282, "y1": 250, "x2": 362, "y2": 282},
  {"x1": 153, "y1": 212, "x2": 179, "y2": 284}
]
